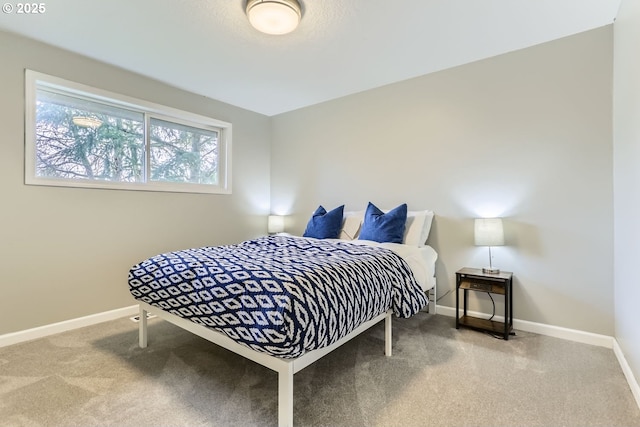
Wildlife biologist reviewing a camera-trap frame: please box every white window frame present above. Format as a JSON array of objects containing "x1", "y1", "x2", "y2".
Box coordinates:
[{"x1": 25, "y1": 69, "x2": 232, "y2": 194}]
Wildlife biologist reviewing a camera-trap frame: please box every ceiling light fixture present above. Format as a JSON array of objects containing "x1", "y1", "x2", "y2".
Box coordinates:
[
  {"x1": 72, "y1": 116, "x2": 103, "y2": 129},
  {"x1": 246, "y1": 0, "x2": 301, "y2": 35}
]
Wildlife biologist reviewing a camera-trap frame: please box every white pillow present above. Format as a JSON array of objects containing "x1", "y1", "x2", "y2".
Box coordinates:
[
  {"x1": 339, "y1": 211, "x2": 365, "y2": 240},
  {"x1": 403, "y1": 210, "x2": 434, "y2": 246},
  {"x1": 339, "y1": 208, "x2": 434, "y2": 246}
]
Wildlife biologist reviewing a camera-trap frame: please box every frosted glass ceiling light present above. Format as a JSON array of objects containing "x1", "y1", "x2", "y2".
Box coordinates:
[
  {"x1": 246, "y1": 0, "x2": 301, "y2": 35},
  {"x1": 72, "y1": 116, "x2": 102, "y2": 129}
]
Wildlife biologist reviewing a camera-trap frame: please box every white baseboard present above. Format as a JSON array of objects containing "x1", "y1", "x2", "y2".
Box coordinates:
[
  {"x1": 613, "y1": 339, "x2": 640, "y2": 410},
  {"x1": 0, "y1": 305, "x2": 139, "y2": 348},
  {"x1": 0, "y1": 304, "x2": 614, "y2": 349},
  {"x1": 436, "y1": 305, "x2": 614, "y2": 348}
]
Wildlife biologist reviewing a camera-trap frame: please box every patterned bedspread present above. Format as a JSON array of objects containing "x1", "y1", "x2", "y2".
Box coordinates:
[{"x1": 128, "y1": 235, "x2": 427, "y2": 358}]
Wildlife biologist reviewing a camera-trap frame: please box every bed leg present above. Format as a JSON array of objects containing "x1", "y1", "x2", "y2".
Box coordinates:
[
  {"x1": 429, "y1": 284, "x2": 437, "y2": 314},
  {"x1": 139, "y1": 306, "x2": 148, "y2": 348},
  {"x1": 278, "y1": 364, "x2": 294, "y2": 427},
  {"x1": 385, "y1": 311, "x2": 392, "y2": 357}
]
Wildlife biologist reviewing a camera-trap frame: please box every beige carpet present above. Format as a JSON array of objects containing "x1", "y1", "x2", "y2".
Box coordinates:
[{"x1": 0, "y1": 312, "x2": 639, "y2": 427}]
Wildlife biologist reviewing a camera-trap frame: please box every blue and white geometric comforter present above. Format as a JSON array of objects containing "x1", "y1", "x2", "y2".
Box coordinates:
[{"x1": 128, "y1": 235, "x2": 427, "y2": 358}]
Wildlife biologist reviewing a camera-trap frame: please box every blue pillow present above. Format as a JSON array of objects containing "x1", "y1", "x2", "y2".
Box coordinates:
[
  {"x1": 303, "y1": 205, "x2": 344, "y2": 239},
  {"x1": 359, "y1": 202, "x2": 407, "y2": 243}
]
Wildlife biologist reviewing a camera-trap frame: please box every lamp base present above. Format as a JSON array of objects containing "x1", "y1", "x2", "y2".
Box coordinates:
[{"x1": 482, "y1": 267, "x2": 500, "y2": 274}]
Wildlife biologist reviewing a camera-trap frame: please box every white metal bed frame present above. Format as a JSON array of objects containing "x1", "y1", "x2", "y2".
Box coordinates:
[{"x1": 137, "y1": 301, "x2": 393, "y2": 427}]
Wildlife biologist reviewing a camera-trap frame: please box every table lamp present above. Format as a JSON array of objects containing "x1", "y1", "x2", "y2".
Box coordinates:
[
  {"x1": 474, "y1": 218, "x2": 504, "y2": 274},
  {"x1": 268, "y1": 215, "x2": 285, "y2": 234}
]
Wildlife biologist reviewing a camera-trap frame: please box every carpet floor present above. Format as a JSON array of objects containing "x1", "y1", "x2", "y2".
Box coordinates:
[{"x1": 0, "y1": 312, "x2": 639, "y2": 427}]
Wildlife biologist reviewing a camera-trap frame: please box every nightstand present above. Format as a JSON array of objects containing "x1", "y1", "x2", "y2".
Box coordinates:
[{"x1": 455, "y1": 267, "x2": 513, "y2": 340}]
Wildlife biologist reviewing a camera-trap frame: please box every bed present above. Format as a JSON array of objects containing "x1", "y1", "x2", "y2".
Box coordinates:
[{"x1": 128, "y1": 204, "x2": 436, "y2": 427}]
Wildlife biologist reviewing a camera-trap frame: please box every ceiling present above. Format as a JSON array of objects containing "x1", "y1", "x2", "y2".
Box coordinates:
[{"x1": 0, "y1": 0, "x2": 621, "y2": 116}]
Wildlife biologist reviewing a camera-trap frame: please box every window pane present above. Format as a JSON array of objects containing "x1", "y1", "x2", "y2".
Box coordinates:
[
  {"x1": 27, "y1": 70, "x2": 232, "y2": 194},
  {"x1": 35, "y1": 89, "x2": 145, "y2": 182},
  {"x1": 149, "y1": 118, "x2": 219, "y2": 185}
]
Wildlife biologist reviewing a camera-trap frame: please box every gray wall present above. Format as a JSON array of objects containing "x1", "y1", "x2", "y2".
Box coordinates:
[
  {"x1": 271, "y1": 27, "x2": 614, "y2": 335},
  {"x1": 0, "y1": 26, "x2": 619, "y2": 341},
  {"x1": 0, "y1": 31, "x2": 271, "y2": 334},
  {"x1": 613, "y1": 0, "x2": 640, "y2": 391}
]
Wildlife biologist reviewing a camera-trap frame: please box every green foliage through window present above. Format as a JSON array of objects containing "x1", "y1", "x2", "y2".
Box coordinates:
[
  {"x1": 36, "y1": 90, "x2": 145, "y2": 182},
  {"x1": 150, "y1": 118, "x2": 219, "y2": 185},
  {"x1": 26, "y1": 70, "x2": 231, "y2": 194}
]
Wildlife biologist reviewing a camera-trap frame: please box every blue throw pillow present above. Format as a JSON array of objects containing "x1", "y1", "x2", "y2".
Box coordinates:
[
  {"x1": 303, "y1": 205, "x2": 344, "y2": 239},
  {"x1": 359, "y1": 202, "x2": 407, "y2": 243}
]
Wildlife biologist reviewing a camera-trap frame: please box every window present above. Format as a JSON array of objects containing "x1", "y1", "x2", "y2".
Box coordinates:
[{"x1": 25, "y1": 70, "x2": 232, "y2": 194}]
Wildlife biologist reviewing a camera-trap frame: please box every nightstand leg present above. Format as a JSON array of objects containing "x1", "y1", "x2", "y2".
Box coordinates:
[
  {"x1": 455, "y1": 295, "x2": 459, "y2": 328},
  {"x1": 455, "y1": 276, "x2": 460, "y2": 329},
  {"x1": 463, "y1": 289, "x2": 468, "y2": 318},
  {"x1": 504, "y1": 278, "x2": 511, "y2": 340}
]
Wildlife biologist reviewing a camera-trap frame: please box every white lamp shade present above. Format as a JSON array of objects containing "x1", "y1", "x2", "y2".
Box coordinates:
[
  {"x1": 474, "y1": 218, "x2": 504, "y2": 247},
  {"x1": 246, "y1": 0, "x2": 301, "y2": 35},
  {"x1": 268, "y1": 215, "x2": 285, "y2": 233}
]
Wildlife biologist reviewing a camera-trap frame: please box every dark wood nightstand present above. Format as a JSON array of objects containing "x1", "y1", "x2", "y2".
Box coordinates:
[{"x1": 455, "y1": 267, "x2": 513, "y2": 340}]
